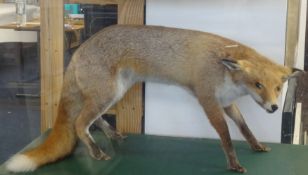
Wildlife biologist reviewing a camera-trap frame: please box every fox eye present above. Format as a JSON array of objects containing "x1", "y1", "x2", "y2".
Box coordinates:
[
  {"x1": 276, "y1": 86, "x2": 281, "y2": 91},
  {"x1": 255, "y1": 82, "x2": 263, "y2": 89}
]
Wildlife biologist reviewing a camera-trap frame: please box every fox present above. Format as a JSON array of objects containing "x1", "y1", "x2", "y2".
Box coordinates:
[{"x1": 5, "y1": 25, "x2": 302, "y2": 173}]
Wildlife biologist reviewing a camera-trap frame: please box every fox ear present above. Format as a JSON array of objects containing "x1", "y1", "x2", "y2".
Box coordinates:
[
  {"x1": 282, "y1": 68, "x2": 305, "y2": 81},
  {"x1": 221, "y1": 59, "x2": 241, "y2": 71}
]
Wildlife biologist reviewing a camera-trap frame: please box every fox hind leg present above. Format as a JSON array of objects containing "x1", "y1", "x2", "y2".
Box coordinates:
[
  {"x1": 224, "y1": 104, "x2": 270, "y2": 152},
  {"x1": 75, "y1": 98, "x2": 114, "y2": 160},
  {"x1": 75, "y1": 70, "x2": 133, "y2": 160},
  {"x1": 93, "y1": 117, "x2": 127, "y2": 142},
  {"x1": 75, "y1": 79, "x2": 119, "y2": 160}
]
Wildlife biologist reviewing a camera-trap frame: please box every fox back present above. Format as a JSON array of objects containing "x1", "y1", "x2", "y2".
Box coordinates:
[{"x1": 70, "y1": 25, "x2": 291, "y2": 111}]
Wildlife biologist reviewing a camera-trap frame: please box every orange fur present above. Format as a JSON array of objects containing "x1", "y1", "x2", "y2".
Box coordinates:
[{"x1": 24, "y1": 104, "x2": 76, "y2": 166}]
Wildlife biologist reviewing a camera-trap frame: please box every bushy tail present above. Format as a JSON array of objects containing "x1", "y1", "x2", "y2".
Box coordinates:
[{"x1": 5, "y1": 105, "x2": 77, "y2": 172}]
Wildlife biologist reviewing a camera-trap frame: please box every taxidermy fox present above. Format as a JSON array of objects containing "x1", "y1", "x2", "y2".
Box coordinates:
[{"x1": 6, "y1": 25, "x2": 302, "y2": 173}]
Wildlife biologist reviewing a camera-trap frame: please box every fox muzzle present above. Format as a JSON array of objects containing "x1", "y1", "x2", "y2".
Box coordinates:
[{"x1": 266, "y1": 104, "x2": 278, "y2": 113}]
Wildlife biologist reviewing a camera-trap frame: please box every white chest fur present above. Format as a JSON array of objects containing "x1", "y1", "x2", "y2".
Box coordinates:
[{"x1": 215, "y1": 75, "x2": 247, "y2": 107}]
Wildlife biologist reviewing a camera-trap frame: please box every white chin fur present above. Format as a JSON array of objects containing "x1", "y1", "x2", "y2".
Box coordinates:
[{"x1": 5, "y1": 154, "x2": 37, "y2": 172}]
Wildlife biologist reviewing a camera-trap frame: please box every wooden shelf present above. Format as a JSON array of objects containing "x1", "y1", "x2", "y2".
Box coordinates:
[
  {"x1": 0, "y1": 21, "x2": 40, "y2": 31},
  {"x1": 0, "y1": 19, "x2": 84, "y2": 32}
]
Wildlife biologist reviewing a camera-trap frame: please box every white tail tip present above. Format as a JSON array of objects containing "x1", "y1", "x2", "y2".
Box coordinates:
[{"x1": 5, "y1": 154, "x2": 38, "y2": 172}]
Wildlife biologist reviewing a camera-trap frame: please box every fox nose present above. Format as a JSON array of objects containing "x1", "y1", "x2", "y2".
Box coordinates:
[{"x1": 271, "y1": 104, "x2": 278, "y2": 112}]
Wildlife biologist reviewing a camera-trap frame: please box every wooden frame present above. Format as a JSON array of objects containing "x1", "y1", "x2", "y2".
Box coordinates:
[
  {"x1": 281, "y1": 0, "x2": 306, "y2": 143},
  {"x1": 285, "y1": 0, "x2": 301, "y2": 67},
  {"x1": 116, "y1": 0, "x2": 144, "y2": 133},
  {"x1": 40, "y1": 0, "x2": 65, "y2": 131},
  {"x1": 40, "y1": 0, "x2": 144, "y2": 133}
]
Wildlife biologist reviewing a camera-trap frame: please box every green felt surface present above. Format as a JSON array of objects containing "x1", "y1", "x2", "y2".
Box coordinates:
[{"x1": 1, "y1": 131, "x2": 308, "y2": 175}]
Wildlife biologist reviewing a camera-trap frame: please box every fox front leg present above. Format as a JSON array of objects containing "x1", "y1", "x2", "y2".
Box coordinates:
[
  {"x1": 198, "y1": 97, "x2": 246, "y2": 173},
  {"x1": 224, "y1": 104, "x2": 270, "y2": 152}
]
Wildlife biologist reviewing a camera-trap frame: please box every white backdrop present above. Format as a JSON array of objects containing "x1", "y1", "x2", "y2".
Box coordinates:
[{"x1": 145, "y1": 0, "x2": 288, "y2": 143}]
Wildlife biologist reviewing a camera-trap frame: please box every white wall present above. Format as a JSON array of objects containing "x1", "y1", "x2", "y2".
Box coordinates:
[{"x1": 145, "y1": 0, "x2": 288, "y2": 143}]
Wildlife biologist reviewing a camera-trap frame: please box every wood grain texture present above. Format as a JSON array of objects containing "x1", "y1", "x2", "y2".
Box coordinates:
[
  {"x1": 118, "y1": 0, "x2": 144, "y2": 25},
  {"x1": 40, "y1": 0, "x2": 64, "y2": 132},
  {"x1": 116, "y1": 84, "x2": 143, "y2": 133},
  {"x1": 285, "y1": 0, "x2": 300, "y2": 67},
  {"x1": 116, "y1": 0, "x2": 144, "y2": 133},
  {"x1": 107, "y1": 107, "x2": 117, "y2": 115}
]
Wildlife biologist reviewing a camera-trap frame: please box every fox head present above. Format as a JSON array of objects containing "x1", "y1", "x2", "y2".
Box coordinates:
[{"x1": 221, "y1": 58, "x2": 303, "y2": 113}]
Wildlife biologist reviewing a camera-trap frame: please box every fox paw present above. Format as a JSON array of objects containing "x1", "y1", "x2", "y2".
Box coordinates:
[
  {"x1": 89, "y1": 147, "x2": 111, "y2": 160},
  {"x1": 228, "y1": 164, "x2": 247, "y2": 173},
  {"x1": 112, "y1": 131, "x2": 127, "y2": 141},
  {"x1": 252, "y1": 143, "x2": 271, "y2": 152}
]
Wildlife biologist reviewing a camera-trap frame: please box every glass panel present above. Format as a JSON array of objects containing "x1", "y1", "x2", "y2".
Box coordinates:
[
  {"x1": 64, "y1": 3, "x2": 117, "y2": 63},
  {"x1": 0, "y1": 1, "x2": 40, "y2": 163},
  {"x1": 0, "y1": 1, "x2": 118, "y2": 164}
]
